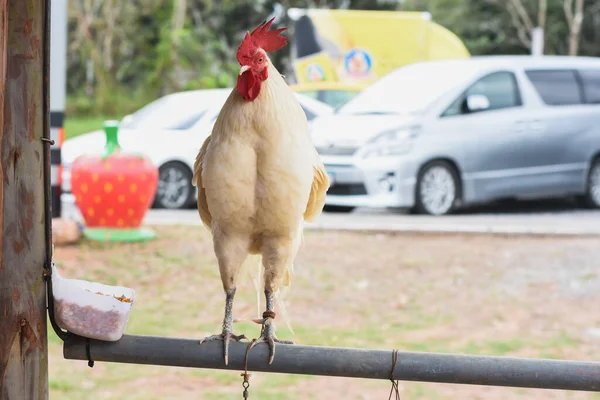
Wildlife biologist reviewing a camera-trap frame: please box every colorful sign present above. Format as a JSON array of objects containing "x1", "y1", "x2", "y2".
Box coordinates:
[
  {"x1": 343, "y1": 48, "x2": 374, "y2": 79},
  {"x1": 292, "y1": 51, "x2": 339, "y2": 83},
  {"x1": 306, "y1": 64, "x2": 325, "y2": 81},
  {"x1": 291, "y1": 9, "x2": 470, "y2": 85}
]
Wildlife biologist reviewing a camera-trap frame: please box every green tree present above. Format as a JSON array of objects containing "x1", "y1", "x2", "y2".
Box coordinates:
[{"x1": 64, "y1": 0, "x2": 600, "y2": 118}]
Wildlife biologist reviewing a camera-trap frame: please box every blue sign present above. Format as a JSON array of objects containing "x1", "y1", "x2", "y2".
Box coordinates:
[
  {"x1": 306, "y1": 63, "x2": 326, "y2": 82},
  {"x1": 343, "y1": 48, "x2": 373, "y2": 77}
]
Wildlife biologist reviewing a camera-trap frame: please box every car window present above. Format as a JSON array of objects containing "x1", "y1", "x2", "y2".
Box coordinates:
[
  {"x1": 302, "y1": 105, "x2": 316, "y2": 121},
  {"x1": 169, "y1": 111, "x2": 207, "y2": 129},
  {"x1": 296, "y1": 90, "x2": 357, "y2": 109},
  {"x1": 578, "y1": 69, "x2": 600, "y2": 104},
  {"x1": 299, "y1": 90, "x2": 318, "y2": 101},
  {"x1": 322, "y1": 90, "x2": 358, "y2": 109},
  {"x1": 209, "y1": 106, "x2": 316, "y2": 122},
  {"x1": 442, "y1": 71, "x2": 522, "y2": 117},
  {"x1": 338, "y1": 61, "x2": 479, "y2": 116},
  {"x1": 524, "y1": 69, "x2": 583, "y2": 105},
  {"x1": 121, "y1": 94, "x2": 210, "y2": 130}
]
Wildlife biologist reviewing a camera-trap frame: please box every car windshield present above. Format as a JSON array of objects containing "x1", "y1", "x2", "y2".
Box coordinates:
[
  {"x1": 120, "y1": 93, "x2": 209, "y2": 130},
  {"x1": 300, "y1": 90, "x2": 359, "y2": 109},
  {"x1": 336, "y1": 61, "x2": 478, "y2": 115}
]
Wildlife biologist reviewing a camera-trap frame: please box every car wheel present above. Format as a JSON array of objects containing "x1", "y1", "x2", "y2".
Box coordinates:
[
  {"x1": 153, "y1": 161, "x2": 195, "y2": 210},
  {"x1": 580, "y1": 159, "x2": 600, "y2": 208},
  {"x1": 323, "y1": 205, "x2": 355, "y2": 213},
  {"x1": 415, "y1": 161, "x2": 461, "y2": 216}
]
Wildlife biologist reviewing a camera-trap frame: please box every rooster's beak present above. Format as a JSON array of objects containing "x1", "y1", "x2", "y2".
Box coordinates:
[{"x1": 239, "y1": 65, "x2": 250, "y2": 75}]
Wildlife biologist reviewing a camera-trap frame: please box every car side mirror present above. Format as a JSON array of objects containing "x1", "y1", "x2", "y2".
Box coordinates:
[
  {"x1": 467, "y1": 94, "x2": 490, "y2": 112},
  {"x1": 465, "y1": 94, "x2": 490, "y2": 112}
]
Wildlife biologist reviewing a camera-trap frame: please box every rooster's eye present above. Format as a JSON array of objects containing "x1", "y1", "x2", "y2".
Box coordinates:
[{"x1": 258, "y1": 58, "x2": 264, "y2": 63}]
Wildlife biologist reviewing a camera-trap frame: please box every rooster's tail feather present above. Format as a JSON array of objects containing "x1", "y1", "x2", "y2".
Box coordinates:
[
  {"x1": 236, "y1": 224, "x2": 303, "y2": 335},
  {"x1": 240, "y1": 254, "x2": 295, "y2": 335},
  {"x1": 274, "y1": 223, "x2": 303, "y2": 336},
  {"x1": 240, "y1": 253, "x2": 263, "y2": 319},
  {"x1": 274, "y1": 280, "x2": 295, "y2": 335}
]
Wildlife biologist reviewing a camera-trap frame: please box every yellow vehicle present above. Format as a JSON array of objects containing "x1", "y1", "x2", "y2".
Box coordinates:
[
  {"x1": 290, "y1": 81, "x2": 367, "y2": 109},
  {"x1": 289, "y1": 9, "x2": 470, "y2": 86}
]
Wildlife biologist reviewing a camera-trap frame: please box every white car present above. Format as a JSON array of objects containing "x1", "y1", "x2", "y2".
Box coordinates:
[
  {"x1": 62, "y1": 88, "x2": 333, "y2": 209},
  {"x1": 311, "y1": 55, "x2": 600, "y2": 215}
]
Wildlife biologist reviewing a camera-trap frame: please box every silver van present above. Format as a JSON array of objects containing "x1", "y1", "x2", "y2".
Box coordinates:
[{"x1": 309, "y1": 56, "x2": 600, "y2": 215}]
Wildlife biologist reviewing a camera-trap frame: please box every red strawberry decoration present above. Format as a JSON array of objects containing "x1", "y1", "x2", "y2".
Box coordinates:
[{"x1": 71, "y1": 120, "x2": 159, "y2": 241}]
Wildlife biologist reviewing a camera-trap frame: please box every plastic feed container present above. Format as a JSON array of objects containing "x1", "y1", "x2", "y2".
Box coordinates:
[{"x1": 52, "y1": 264, "x2": 135, "y2": 341}]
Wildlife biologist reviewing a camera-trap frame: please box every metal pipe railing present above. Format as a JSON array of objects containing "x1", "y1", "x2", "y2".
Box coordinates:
[{"x1": 63, "y1": 334, "x2": 600, "y2": 392}]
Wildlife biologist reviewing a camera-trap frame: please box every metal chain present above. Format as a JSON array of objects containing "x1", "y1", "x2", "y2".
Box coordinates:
[
  {"x1": 242, "y1": 381, "x2": 250, "y2": 399},
  {"x1": 241, "y1": 342, "x2": 253, "y2": 399}
]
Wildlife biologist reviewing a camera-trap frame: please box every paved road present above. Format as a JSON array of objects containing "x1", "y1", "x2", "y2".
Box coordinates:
[{"x1": 61, "y1": 196, "x2": 600, "y2": 236}]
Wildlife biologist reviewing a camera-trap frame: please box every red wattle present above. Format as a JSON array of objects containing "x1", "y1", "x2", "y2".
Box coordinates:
[{"x1": 236, "y1": 70, "x2": 264, "y2": 101}]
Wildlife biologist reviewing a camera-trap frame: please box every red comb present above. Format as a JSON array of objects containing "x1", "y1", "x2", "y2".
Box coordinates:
[{"x1": 237, "y1": 18, "x2": 288, "y2": 63}]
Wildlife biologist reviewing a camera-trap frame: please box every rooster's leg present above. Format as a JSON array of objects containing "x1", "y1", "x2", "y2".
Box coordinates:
[
  {"x1": 201, "y1": 236, "x2": 251, "y2": 364},
  {"x1": 200, "y1": 288, "x2": 247, "y2": 365},
  {"x1": 248, "y1": 289, "x2": 294, "y2": 364}
]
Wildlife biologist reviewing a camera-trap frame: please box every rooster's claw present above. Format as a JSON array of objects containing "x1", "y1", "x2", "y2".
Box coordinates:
[
  {"x1": 200, "y1": 331, "x2": 248, "y2": 365},
  {"x1": 247, "y1": 317, "x2": 294, "y2": 364}
]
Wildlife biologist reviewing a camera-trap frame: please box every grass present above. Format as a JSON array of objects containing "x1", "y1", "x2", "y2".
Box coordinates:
[
  {"x1": 64, "y1": 116, "x2": 122, "y2": 140},
  {"x1": 48, "y1": 227, "x2": 600, "y2": 399}
]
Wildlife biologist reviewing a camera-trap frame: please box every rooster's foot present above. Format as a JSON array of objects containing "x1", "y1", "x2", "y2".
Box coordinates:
[
  {"x1": 199, "y1": 331, "x2": 247, "y2": 365},
  {"x1": 248, "y1": 316, "x2": 294, "y2": 364}
]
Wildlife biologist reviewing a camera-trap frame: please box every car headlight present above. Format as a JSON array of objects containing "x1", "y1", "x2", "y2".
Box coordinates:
[{"x1": 360, "y1": 127, "x2": 419, "y2": 158}]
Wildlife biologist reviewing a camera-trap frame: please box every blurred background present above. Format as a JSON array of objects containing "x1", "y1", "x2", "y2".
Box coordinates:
[
  {"x1": 56, "y1": 0, "x2": 600, "y2": 219},
  {"x1": 62, "y1": 0, "x2": 600, "y2": 119},
  {"x1": 48, "y1": 1, "x2": 600, "y2": 399}
]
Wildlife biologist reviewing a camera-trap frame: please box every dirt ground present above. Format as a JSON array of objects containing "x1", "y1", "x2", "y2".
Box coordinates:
[{"x1": 49, "y1": 227, "x2": 600, "y2": 399}]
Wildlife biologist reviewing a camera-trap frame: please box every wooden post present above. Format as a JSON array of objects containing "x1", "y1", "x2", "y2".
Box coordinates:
[{"x1": 0, "y1": 0, "x2": 50, "y2": 399}]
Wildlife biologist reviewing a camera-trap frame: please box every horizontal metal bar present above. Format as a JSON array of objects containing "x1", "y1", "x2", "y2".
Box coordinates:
[{"x1": 63, "y1": 334, "x2": 600, "y2": 392}]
